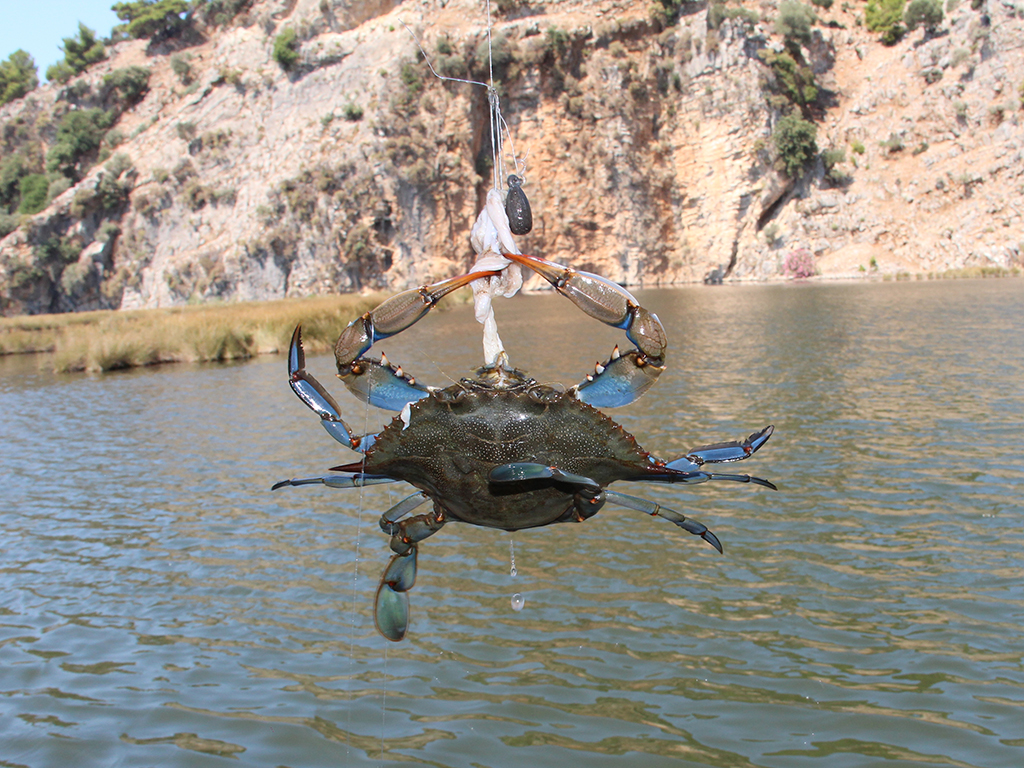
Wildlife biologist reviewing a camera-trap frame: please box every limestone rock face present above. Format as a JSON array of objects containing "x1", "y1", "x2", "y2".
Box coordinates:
[{"x1": 1, "y1": 0, "x2": 1021, "y2": 314}]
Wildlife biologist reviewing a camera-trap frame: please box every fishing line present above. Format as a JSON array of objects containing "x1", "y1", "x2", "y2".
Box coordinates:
[
  {"x1": 345, "y1": 381, "x2": 374, "y2": 758},
  {"x1": 398, "y1": 11, "x2": 525, "y2": 192},
  {"x1": 380, "y1": 643, "x2": 388, "y2": 763},
  {"x1": 399, "y1": 20, "x2": 488, "y2": 91},
  {"x1": 369, "y1": 1, "x2": 518, "y2": 753}
]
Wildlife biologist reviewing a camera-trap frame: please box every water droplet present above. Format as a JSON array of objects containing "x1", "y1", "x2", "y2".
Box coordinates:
[
  {"x1": 510, "y1": 565, "x2": 517, "y2": 577},
  {"x1": 511, "y1": 593, "x2": 525, "y2": 611}
]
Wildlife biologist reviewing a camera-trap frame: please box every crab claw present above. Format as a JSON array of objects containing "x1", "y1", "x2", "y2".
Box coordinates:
[
  {"x1": 335, "y1": 270, "x2": 501, "y2": 367},
  {"x1": 287, "y1": 326, "x2": 374, "y2": 451},
  {"x1": 574, "y1": 347, "x2": 664, "y2": 408},
  {"x1": 505, "y1": 253, "x2": 667, "y2": 407},
  {"x1": 338, "y1": 356, "x2": 430, "y2": 411},
  {"x1": 505, "y1": 253, "x2": 666, "y2": 361},
  {"x1": 330, "y1": 270, "x2": 500, "y2": 410}
]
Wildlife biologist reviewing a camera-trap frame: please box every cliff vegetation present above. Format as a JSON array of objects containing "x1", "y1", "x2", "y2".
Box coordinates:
[{"x1": 1, "y1": 0, "x2": 1021, "y2": 316}]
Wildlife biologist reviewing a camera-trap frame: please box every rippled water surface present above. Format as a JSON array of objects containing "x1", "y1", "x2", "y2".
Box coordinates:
[{"x1": 2, "y1": 278, "x2": 1023, "y2": 767}]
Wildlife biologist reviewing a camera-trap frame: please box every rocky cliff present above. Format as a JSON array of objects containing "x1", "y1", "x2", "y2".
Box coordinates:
[{"x1": 1, "y1": 0, "x2": 1021, "y2": 315}]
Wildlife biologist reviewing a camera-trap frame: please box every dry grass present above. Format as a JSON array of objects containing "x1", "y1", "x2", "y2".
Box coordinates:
[
  {"x1": 1, "y1": 294, "x2": 388, "y2": 372},
  {"x1": 0, "y1": 309, "x2": 112, "y2": 356},
  {"x1": 936, "y1": 266, "x2": 1021, "y2": 280}
]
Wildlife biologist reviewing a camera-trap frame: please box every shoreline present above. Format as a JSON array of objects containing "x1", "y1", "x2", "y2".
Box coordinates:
[
  {"x1": 0, "y1": 293, "x2": 387, "y2": 373},
  {"x1": 2, "y1": 267, "x2": 1018, "y2": 373}
]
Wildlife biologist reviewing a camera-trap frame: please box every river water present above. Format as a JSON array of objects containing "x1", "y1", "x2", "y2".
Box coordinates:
[{"x1": 2, "y1": 278, "x2": 1023, "y2": 767}]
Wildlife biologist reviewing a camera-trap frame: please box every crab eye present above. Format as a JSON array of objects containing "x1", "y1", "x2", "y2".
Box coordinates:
[
  {"x1": 527, "y1": 385, "x2": 561, "y2": 404},
  {"x1": 433, "y1": 388, "x2": 467, "y2": 405}
]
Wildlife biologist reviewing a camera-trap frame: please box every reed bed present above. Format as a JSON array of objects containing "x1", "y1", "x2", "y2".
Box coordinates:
[
  {"x1": 0, "y1": 309, "x2": 114, "y2": 356},
  {"x1": 1, "y1": 293, "x2": 388, "y2": 373}
]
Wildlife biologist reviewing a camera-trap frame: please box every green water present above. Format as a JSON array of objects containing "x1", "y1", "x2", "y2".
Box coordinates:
[{"x1": 2, "y1": 278, "x2": 1022, "y2": 767}]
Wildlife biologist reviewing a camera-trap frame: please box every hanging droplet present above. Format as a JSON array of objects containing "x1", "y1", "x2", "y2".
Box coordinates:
[{"x1": 511, "y1": 593, "x2": 525, "y2": 611}]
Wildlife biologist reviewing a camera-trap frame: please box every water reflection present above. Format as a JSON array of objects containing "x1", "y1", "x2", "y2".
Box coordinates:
[{"x1": 1, "y1": 279, "x2": 1023, "y2": 767}]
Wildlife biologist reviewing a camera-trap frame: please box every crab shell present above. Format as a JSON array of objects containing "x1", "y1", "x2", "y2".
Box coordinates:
[{"x1": 350, "y1": 376, "x2": 652, "y2": 531}]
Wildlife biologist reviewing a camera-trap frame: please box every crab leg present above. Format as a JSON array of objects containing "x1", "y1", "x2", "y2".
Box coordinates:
[
  {"x1": 638, "y1": 471, "x2": 778, "y2": 490},
  {"x1": 375, "y1": 551, "x2": 416, "y2": 643},
  {"x1": 644, "y1": 425, "x2": 777, "y2": 488},
  {"x1": 334, "y1": 270, "x2": 501, "y2": 409},
  {"x1": 604, "y1": 490, "x2": 723, "y2": 553},
  {"x1": 287, "y1": 326, "x2": 381, "y2": 451},
  {"x1": 374, "y1": 498, "x2": 444, "y2": 643},
  {"x1": 673, "y1": 425, "x2": 774, "y2": 466},
  {"x1": 504, "y1": 253, "x2": 667, "y2": 408},
  {"x1": 270, "y1": 473, "x2": 398, "y2": 491}
]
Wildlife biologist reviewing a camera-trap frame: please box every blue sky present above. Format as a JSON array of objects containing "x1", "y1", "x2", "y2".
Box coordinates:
[{"x1": 3, "y1": 1, "x2": 121, "y2": 78}]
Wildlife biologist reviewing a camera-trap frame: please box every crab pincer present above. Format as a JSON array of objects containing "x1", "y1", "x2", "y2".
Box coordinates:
[{"x1": 504, "y1": 253, "x2": 667, "y2": 408}]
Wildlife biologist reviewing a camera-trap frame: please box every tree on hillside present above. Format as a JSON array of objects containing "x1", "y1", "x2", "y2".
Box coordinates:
[
  {"x1": 46, "y1": 23, "x2": 107, "y2": 83},
  {"x1": 0, "y1": 50, "x2": 38, "y2": 105},
  {"x1": 198, "y1": 0, "x2": 255, "y2": 28},
  {"x1": 904, "y1": 0, "x2": 944, "y2": 34},
  {"x1": 773, "y1": 113, "x2": 819, "y2": 178},
  {"x1": 763, "y1": 2, "x2": 820, "y2": 117},
  {"x1": 112, "y1": 0, "x2": 190, "y2": 40},
  {"x1": 775, "y1": 1, "x2": 816, "y2": 48}
]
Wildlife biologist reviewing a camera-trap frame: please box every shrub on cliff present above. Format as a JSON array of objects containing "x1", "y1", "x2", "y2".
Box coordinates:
[
  {"x1": 472, "y1": 32, "x2": 516, "y2": 82},
  {"x1": 0, "y1": 212, "x2": 17, "y2": 238},
  {"x1": 45, "y1": 23, "x2": 106, "y2": 83},
  {"x1": 0, "y1": 50, "x2": 38, "y2": 105},
  {"x1": 273, "y1": 28, "x2": 300, "y2": 70},
  {"x1": 866, "y1": 0, "x2": 906, "y2": 45},
  {"x1": 772, "y1": 113, "x2": 818, "y2": 177},
  {"x1": 46, "y1": 109, "x2": 115, "y2": 178},
  {"x1": 822, "y1": 147, "x2": 851, "y2": 184},
  {"x1": 709, "y1": 2, "x2": 760, "y2": 30},
  {"x1": 390, "y1": 61, "x2": 424, "y2": 117},
  {"x1": 170, "y1": 53, "x2": 192, "y2": 84},
  {"x1": 1, "y1": 153, "x2": 33, "y2": 213},
  {"x1": 651, "y1": 0, "x2": 685, "y2": 28},
  {"x1": 17, "y1": 174, "x2": 49, "y2": 214},
  {"x1": 759, "y1": 48, "x2": 818, "y2": 110},
  {"x1": 199, "y1": 0, "x2": 253, "y2": 27},
  {"x1": 100, "y1": 66, "x2": 151, "y2": 109},
  {"x1": 97, "y1": 153, "x2": 135, "y2": 212}
]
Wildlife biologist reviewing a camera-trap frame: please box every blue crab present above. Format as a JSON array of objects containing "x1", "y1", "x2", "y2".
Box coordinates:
[{"x1": 274, "y1": 253, "x2": 775, "y2": 641}]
